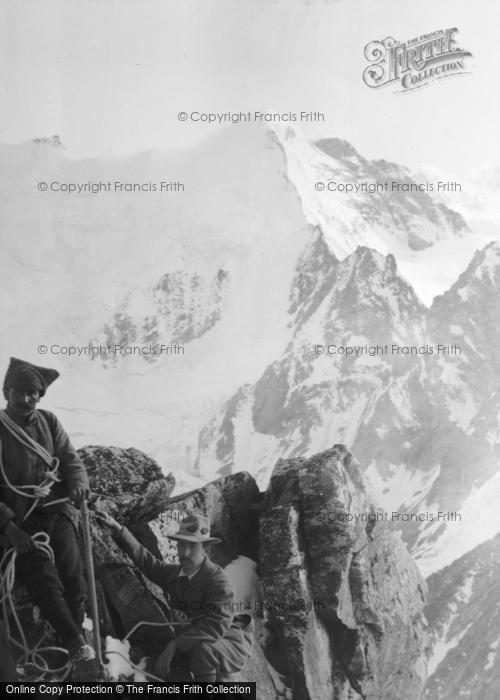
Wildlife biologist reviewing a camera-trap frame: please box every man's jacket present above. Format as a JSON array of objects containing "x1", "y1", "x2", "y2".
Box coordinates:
[
  {"x1": 0, "y1": 409, "x2": 89, "y2": 530},
  {"x1": 117, "y1": 527, "x2": 252, "y2": 654}
]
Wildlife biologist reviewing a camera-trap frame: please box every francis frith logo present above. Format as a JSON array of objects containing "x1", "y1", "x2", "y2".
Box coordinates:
[{"x1": 363, "y1": 28, "x2": 472, "y2": 91}]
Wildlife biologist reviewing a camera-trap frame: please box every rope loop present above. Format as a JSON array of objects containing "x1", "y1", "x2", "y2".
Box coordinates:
[{"x1": 0, "y1": 531, "x2": 71, "y2": 679}]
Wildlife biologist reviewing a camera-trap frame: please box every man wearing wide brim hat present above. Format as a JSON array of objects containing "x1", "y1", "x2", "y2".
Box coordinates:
[
  {"x1": 0, "y1": 357, "x2": 94, "y2": 666},
  {"x1": 168, "y1": 514, "x2": 221, "y2": 544},
  {"x1": 99, "y1": 511, "x2": 253, "y2": 681}
]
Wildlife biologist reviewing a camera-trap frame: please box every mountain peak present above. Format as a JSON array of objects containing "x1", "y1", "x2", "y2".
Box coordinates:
[
  {"x1": 347, "y1": 245, "x2": 398, "y2": 278},
  {"x1": 480, "y1": 240, "x2": 500, "y2": 265},
  {"x1": 471, "y1": 241, "x2": 500, "y2": 284},
  {"x1": 433, "y1": 241, "x2": 500, "y2": 310}
]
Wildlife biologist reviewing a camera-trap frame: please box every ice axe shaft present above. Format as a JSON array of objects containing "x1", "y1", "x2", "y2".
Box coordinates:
[{"x1": 81, "y1": 500, "x2": 103, "y2": 668}]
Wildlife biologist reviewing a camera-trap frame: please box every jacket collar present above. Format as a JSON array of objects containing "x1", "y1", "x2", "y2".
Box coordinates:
[
  {"x1": 178, "y1": 559, "x2": 204, "y2": 581},
  {"x1": 176, "y1": 555, "x2": 219, "y2": 585}
]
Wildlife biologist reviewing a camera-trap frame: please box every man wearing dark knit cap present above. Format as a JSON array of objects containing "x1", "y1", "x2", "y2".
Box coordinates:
[
  {"x1": 0, "y1": 357, "x2": 94, "y2": 665},
  {"x1": 98, "y1": 511, "x2": 253, "y2": 682}
]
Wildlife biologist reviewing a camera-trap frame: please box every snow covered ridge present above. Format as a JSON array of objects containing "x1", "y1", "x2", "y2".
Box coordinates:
[
  {"x1": 273, "y1": 125, "x2": 494, "y2": 304},
  {"x1": 424, "y1": 533, "x2": 500, "y2": 700}
]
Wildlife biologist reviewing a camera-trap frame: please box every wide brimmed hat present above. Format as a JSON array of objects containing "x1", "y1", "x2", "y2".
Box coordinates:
[
  {"x1": 168, "y1": 514, "x2": 221, "y2": 544},
  {"x1": 3, "y1": 357, "x2": 59, "y2": 397}
]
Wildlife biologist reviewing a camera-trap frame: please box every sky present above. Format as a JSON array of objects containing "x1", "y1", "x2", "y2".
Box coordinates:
[{"x1": 0, "y1": 0, "x2": 497, "y2": 174}]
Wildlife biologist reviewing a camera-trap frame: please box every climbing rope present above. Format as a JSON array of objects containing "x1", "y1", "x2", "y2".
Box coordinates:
[
  {"x1": 0, "y1": 409, "x2": 64, "y2": 522},
  {"x1": 0, "y1": 453, "x2": 64, "y2": 522},
  {"x1": 0, "y1": 411, "x2": 57, "y2": 465},
  {"x1": 0, "y1": 532, "x2": 73, "y2": 681},
  {"x1": 1, "y1": 530, "x2": 202, "y2": 683},
  {"x1": 0, "y1": 413, "x2": 88, "y2": 680},
  {"x1": 0, "y1": 418, "x2": 74, "y2": 678},
  {"x1": 0, "y1": 412, "x2": 202, "y2": 684}
]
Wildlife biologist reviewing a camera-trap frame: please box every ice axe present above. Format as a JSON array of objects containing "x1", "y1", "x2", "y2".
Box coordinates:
[{"x1": 78, "y1": 499, "x2": 107, "y2": 680}]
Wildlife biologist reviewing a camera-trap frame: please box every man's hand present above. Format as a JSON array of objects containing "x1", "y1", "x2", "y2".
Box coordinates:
[
  {"x1": 155, "y1": 639, "x2": 177, "y2": 679},
  {"x1": 31, "y1": 484, "x2": 52, "y2": 498},
  {"x1": 5, "y1": 521, "x2": 35, "y2": 553},
  {"x1": 93, "y1": 509, "x2": 123, "y2": 534},
  {"x1": 68, "y1": 487, "x2": 90, "y2": 507},
  {"x1": 171, "y1": 609, "x2": 190, "y2": 628}
]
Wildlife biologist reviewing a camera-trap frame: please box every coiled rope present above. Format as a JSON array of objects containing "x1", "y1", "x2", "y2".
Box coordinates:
[
  {"x1": 0, "y1": 532, "x2": 72, "y2": 680},
  {"x1": 0, "y1": 410, "x2": 75, "y2": 679},
  {"x1": 1, "y1": 541, "x2": 204, "y2": 682},
  {"x1": 0, "y1": 410, "x2": 202, "y2": 682},
  {"x1": 0, "y1": 409, "x2": 64, "y2": 521}
]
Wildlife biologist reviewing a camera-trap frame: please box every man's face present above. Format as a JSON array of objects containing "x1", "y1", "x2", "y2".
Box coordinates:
[
  {"x1": 177, "y1": 540, "x2": 206, "y2": 574},
  {"x1": 5, "y1": 387, "x2": 41, "y2": 419}
]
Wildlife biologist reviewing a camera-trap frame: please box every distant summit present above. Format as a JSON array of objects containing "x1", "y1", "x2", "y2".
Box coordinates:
[{"x1": 32, "y1": 134, "x2": 65, "y2": 149}]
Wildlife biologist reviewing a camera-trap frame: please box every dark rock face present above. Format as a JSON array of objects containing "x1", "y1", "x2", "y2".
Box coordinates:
[
  {"x1": 287, "y1": 229, "x2": 338, "y2": 329},
  {"x1": 78, "y1": 446, "x2": 177, "y2": 643},
  {"x1": 79, "y1": 445, "x2": 175, "y2": 523},
  {"x1": 259, "y1": 446, "x2": 428, "y2": 700},
  {"x1": 89, "y1": 267, "x2": 230, "y2": 366},
  {"x1": 153, "y1": 269, "x2": 230, "y2": 345},
  {"x1": 147, "y1": 471, "x2": 261, "y2": 568},
  {"x1": 76, "y1": 447, "x2": 262, "y2": 659}
]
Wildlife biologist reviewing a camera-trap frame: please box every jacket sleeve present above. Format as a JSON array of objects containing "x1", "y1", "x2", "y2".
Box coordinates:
[
  {"x1": 116, "y1": 526, "x2": 177, "y2": 589},
  {"x1": 175, "y1": 567, "x2": 235, "y2": 652},
  {"x1": 45, "y1": 412, "x2": 89, "y2": 493},
  {"x1": 0, "y1": 436, "x2": 15, "y2": 531}
]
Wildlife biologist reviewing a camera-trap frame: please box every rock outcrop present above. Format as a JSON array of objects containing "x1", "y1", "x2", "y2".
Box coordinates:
[
  {"x1": 6, "y1": 444, "x2": 427, "y2": 698},
  {"x1": 151, "y1": 470, "x2": 261, "y2": 568},
  {"x1": 84, "y1": 444, "x2": 427, "y2": 698},
  {"x1": 80, "y1": 447, "x2": 262, "y2": 656},
  {"x1": 79, "y1": 445, "x2": 176, "y2": 522},
  {"x1": 258, "y1": 445, "x2": 428, "y2": 700}
]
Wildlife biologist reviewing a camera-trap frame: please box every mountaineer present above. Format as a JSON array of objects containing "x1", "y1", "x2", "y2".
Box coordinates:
[
  {"x1": 98, "y1": 511, "x2": 253, "y2": 681},
  {"x1": 0, "y1": 357, "x2": 94, "y2": 665}
]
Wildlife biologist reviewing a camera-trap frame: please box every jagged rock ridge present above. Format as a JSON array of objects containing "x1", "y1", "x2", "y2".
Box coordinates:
[{"x1": 196, "y1": 237, "x2": 500, "y2": 578}]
